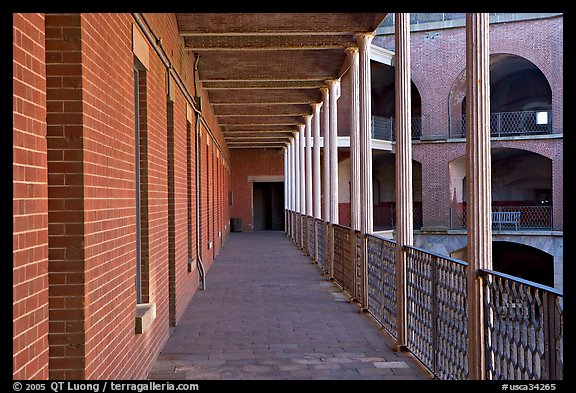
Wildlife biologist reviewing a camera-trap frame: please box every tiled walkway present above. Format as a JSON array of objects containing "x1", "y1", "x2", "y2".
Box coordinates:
[{"x1": 147, "y1": 231, "x2": 433, "y2": 380}]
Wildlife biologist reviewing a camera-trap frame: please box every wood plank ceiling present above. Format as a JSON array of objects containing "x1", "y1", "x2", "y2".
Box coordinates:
[{"x1": 175, "y1": 13, "x2": 387, "y2": 149}]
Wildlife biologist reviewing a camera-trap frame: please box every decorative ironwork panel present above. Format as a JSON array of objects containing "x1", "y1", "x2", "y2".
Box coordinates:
[
  {"x1": 482, "y1": 271, "x2": 563, "y2": 380},
  {"x1": 354, "y1": 230, "x2": 363, "y2": 304},
  {"x1": 308, "y1": 215, "x2": 315, "y2": 260},
  {"x1": 295, "y1": 214, "x2": 301, "y2": 247},
  {"x1": 366, "y1": 234, "x2": 397, "y2": 337},
  {"x1": 435, "y1": 256, "x2": 468, "y2": 380},
  {"x1": 450, "y1": 110, "x2": 552, "y2": 138},
  {"x1": 316, "y1": 219, "x2": 325, "y2": 270},
  {"x1": 332, "y1": 225, "x2": 354, "y2": 296},
  {"x1": 371, "y1": 115, "x2": 422, "y2": 141},
  {"x1": 405, "y1": 246, "x2": 468, "y2": 380},
  {"x1": 325, "y1": 224, "x2": 332, "y2": 276},
  {"x1": 302, "y1": 216, "x2": 308, "y2": 254},
  {"x1": 452, "y1": 205, "x2": 553, "y2": 230},
  {"x1": 406, "y1": 247, "x2": 435, "y2": 372}
]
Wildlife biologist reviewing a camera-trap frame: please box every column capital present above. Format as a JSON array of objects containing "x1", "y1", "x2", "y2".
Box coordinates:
[
  {"x1": 297, "y1": 123, "x2": 305, "y2": 132},
  {"x1": 303, "y1": 114, "x2": 312, "y2": 123},
  {"x1": 345, "y1": 45, "x2": 359, "y2": 55},
  {"x1": 325, "y1": 79, "x2": 341, "y2": 99},
  {"x1": 325, "y1": 78, "x2": 340, "y2": 88},
  {"x1": 310, "y1": 102, "x2": 322, "y2": 113},
  {"x1": 355, "y1": 32, "x2": 375, "y2": 50},
  {"x1": 320, "y1": 86, "x2": 329, "y2": 99}
]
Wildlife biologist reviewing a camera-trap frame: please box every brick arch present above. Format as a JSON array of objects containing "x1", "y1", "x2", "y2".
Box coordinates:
[{"x1": 447, "y1": 52, "x2": 552, "y2": 135}]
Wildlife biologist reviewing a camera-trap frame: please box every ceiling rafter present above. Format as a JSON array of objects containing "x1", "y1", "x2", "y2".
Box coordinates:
[{"x1": 175, "y1": 13, "x2": 387, "y2": 150}]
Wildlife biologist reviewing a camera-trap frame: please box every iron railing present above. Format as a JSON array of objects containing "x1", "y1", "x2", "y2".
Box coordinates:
[
  {"x1": 450, "y1": 205, "x2": 553, "y2": 230},
  {"x1": 371, "y1": 115, "x2": 422, "y2": 141},
  {"x1": 449, "y1": 110, "x2": 553, "y2": 138},
  {"x1": 332, "y1": 224, "x2": 356, "y2": 297},
  {"x1": 405, "y1": 246, "x2": 469, "y2": 380},
  {"x1": 374, "y1": 202, "x2": 423, "y2": 230},
  {"x1": 285, "y1": 211, "x2": 563, "y2": 381},
  {"x1": 481, "y1": 269, "x2": 563, "y2": 380},
  {"x1": 307, "y1": 216, "x2": 315, "y2": 258},
  {"x1": 316, "y1": 219, "x2": 325, "y2": 270},
  {"x1": 366, "y1": 234, "x2": 397, "y2": 336}
]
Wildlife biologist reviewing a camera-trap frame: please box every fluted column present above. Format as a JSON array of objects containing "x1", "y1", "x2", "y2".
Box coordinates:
[
  {"x1": 394, "y1": 13, "x2": 413, "y2": 350},
  {"x1": 284, "y1": 145, "x2": 289, "y2": 234},
  {"x1": 287, "y1": 140, "x2": 293, "y2": 212},
  {"x1": 312, "y1": 103, "x2": 322, "y2": 220},
  {"x1": 289, "y1": 137, "x2": 296, "y2": 239},
  {"x1": 326, "y1": 79, "x2": 340, "y2": 224},
  {"x1": 298, "y1": 124, "x2": 306, "y2": 217},
  {"x1": 466, "y1": 13, "x2": 492, "y2": 381},
  {"x1": 294, "y1": 132, "x2": 301, "y2": 215},
  {"x1": 284, "y1": 146, "x2": 288, "y2": 211},
  {"x1": 357, "y1": 33, "x2": 374, "y2": 234},
  {"x1": 321, "y1": 87, "x2": 330, "y2": 223},
  {"x1": 304, "y1": 115, "x2": 313, "y2": 217},
  {"x1": 347, "y1": 46, "x2": 361, "y2": 232}
]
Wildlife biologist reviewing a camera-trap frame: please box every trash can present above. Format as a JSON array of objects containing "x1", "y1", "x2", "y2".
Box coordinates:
[{"x1": 231, "y1": 218, "x2": 242, "y2": 232}]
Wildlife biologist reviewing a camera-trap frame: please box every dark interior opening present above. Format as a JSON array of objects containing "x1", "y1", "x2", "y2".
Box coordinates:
[{"x1": 253, "y1": 182, "x2": 285, "y2": 230}]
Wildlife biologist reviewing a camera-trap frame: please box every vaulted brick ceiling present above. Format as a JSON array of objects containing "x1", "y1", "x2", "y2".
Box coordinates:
[{"x1": 175, "y1": 13, "x2": 387, "y2": 149}]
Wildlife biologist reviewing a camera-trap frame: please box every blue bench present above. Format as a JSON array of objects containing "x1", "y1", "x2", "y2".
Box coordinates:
[{"x1": 492, "y1": 211, "x2": 520, "y2": 230}]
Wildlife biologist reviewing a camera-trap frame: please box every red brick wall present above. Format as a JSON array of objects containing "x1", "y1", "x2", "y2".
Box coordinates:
[
  {"x1": 413, "y1": 138, "x2": 563, "y2": 230},
  {"x1": 13, "y1": 13, "x2": 50, "y2": 380},
  {"x1": 230, "y1": 149, "x2": 285, "y2": 231},
  {"x1": 44, "y1": 13, "x2": 86, "y2": 379},
  {"x1": 14, "y1": 12, "x2": 229, "y2": 380},
  {"x1": 375, "y1": 15, "x2": 563, "y2": 138},
  {"x1": 374, "y1": 15, "x2": 563, "y2": 230}
]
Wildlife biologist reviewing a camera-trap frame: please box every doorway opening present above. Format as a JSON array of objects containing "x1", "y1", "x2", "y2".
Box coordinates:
[{"x1": 253, "y1": 182, "x2": 285, "y2": 231}]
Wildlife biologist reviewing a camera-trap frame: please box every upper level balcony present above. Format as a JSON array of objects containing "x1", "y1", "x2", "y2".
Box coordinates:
[
  {"x1": 372, "y1": 115, "x2": 422, "y2": 141},
  {"x1": 449, "y1": 110, "x2": 553, "y2": 139}
]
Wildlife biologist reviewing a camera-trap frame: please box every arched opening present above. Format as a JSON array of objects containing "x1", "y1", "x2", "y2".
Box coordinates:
[
  {"x1": 448, "y1": 148, "x2": 552, "y2": 229},
  {"x1": 450, "y1": 241, "x2": 554, "y2": 287},
  {"x1": 371, "y1": 62, "x2": 423, "y2": 140},
  {"x1": 449, "y1": 54, "x2": 552, "y2": 137},
  {"x1": 372, "y1": 150, "x2": 423, "y2": 230}
]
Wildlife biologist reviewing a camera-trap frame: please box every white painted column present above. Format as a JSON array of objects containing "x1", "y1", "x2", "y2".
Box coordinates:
[
  {"x1": 312, "y1": 103, "x2": 322, "y2": 220},
  {"x1": 326, "y1": 79, "x2": 340, "y2": 224},
  {"x1": 294, "y1": 132, "x2": 301, "y2": 215},
  {"x1": 287, "y1": 140, "x2": 293, "y2": 211},
  {"x1": 321, "y1": 87, "x2": 330, "y2": 223},
  {"x1": 466, "y1": 12, "x2": 492, "y2": 381},
  {"x1": 284, "y1": 146, "x2": 288, "y2": 211},
  {"x1": 298, "y1": 123, "x2": 306, "y2": 215},
  {"x1": 357, "y1": 33, "x2": 374, "y2": 234},
  {"x1": 347, "y1": 46, "x2": 361, "y2": 232},
  {"x1": 304, "y1": 115, "x2": 313, "y2": 217},
  {"x1": 394, "y1": 13, "x2": 413, "y2": 350}
]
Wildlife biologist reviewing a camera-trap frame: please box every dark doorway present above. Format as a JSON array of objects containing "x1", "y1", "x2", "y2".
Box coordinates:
[{"x1": 253, "y1": 182, "x2": 285, "y2": 230}]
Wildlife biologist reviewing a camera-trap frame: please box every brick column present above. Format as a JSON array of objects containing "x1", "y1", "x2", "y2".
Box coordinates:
[
  {"x1": 466, "y1": 13, "x2": 492, "y2": 380},
  {"x1": 394, "y1": 13, "x2": 413, "y2": 350},
  {"x1": 326, "y1": 79, "x2": 340, "y2": 224},
  {"x1": 347, "y1": 46, "x2": 361, "y2": 232}
]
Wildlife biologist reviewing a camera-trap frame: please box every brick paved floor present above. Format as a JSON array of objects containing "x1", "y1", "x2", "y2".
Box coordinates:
[{"x1": 147, "y1": 231, "x2": 434, "y2": 380}]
